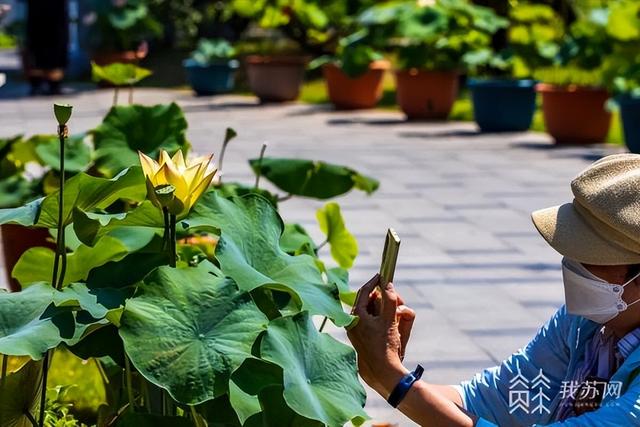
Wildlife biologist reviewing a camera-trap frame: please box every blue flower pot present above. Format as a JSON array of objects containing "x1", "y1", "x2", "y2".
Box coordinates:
[
  {"x1": 468, "y1": 79, "x2": 537, "y2": 132},
  {"x1": 183, "y1": 59, "x2": 239, "y2": 96},
  {"x1": 619, "y1": 95, "x2": 640, "y2": 154}
]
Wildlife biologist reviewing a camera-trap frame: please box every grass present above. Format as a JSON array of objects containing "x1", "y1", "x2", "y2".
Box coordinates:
[{"x1": 299, "y1": 74, "x2": 624, "y2": 145}]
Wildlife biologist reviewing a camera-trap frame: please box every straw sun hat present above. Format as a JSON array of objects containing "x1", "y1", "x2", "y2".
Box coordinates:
[{"x1": 532, "y1": 153, "x2": 640, "y2": 266}]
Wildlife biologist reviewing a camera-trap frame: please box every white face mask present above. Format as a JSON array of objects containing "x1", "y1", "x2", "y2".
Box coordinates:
[{"x1": 562, "y1": 258, "x2": 640, "y2": 324}]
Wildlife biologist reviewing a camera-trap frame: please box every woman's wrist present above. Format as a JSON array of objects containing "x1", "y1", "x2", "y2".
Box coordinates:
[{"x1": 378, "y1": 362, "x2": 411, "y2": 399}]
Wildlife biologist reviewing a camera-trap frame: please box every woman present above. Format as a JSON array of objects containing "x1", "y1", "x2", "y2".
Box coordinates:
[
  {"x1": 348, "y1": 153, "x2": 640, "y2": 426},
  {"x1": 25, "y1": 0, "x2": 69, "y2": 95}
]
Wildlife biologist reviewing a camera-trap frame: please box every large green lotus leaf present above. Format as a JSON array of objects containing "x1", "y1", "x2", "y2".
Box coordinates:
[
  {"x1": 0, "y1": 359, "x2": 42, "y2": 427},
  {"x1": 0, "y1": 283, "x2": 113, "y2": 359},
  {"x1": 13, "y1": 228, "x2": 156, "y2": 287},
  {"x1": 34, "y1": 133, "x2": 92, "y2": 173},
  {"x1": 316, "y1": 202, "x2": 358, "y2": 269},
  {"x1": 119, "y1": 264, "x2": 268, "y2": 404},
  {"x1": 249, "y1": 158, "x2": 379, "y2": 199},
  {"x1": 0, "y1": 167, "x2": 146, "y2": 228},
  {"x1": 92, "y1": 103, "x2": 189, "y2": 177},
  {"x1": 261, "y1": 312, "x2": 367, "y2": 427},
  {"x1": 185, "y1": 192, "x2": 353, "y2": 327}
]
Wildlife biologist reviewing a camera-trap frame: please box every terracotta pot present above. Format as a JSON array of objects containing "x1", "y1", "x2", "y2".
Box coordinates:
[
  {"x1": 395, "y1": 69, "x2": 459, "y2": 120},
  {"x1": 245, "y1": 55, "x2": 307, "y2": 102},
  {"x1": 537, "y1": 83, "x2": 611, "y2": 144},
  {"x1": 323, "y1": 60, "x2": 390, "y2": 110},
  {"x1": 1, "y1": 224, "x2": 54, "y2": 292}
]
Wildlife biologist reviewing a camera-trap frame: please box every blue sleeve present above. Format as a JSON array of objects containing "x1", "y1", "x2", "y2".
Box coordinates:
[{"x1": 459, "y1": 306, "x2": 573, "y2": 426}]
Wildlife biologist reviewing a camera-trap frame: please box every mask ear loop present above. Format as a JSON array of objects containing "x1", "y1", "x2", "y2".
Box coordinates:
[{"x1": 621, "y1": 270, "x2": 640, "y2": 308}]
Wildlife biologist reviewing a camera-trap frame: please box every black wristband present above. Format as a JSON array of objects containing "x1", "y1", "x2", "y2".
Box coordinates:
[{"x1": 387, "y1": 364, "x2": 424, "y2": 408}]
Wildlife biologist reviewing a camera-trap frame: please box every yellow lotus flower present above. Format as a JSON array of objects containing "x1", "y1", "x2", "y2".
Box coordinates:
[{"x1": 138, "y1": 149, "x2": 217, "y2": 217}]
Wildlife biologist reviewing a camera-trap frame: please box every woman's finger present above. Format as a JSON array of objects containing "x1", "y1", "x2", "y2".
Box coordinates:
[
  {"x1": 353, "y1": 274, "x2": 380, "y2": 315},
  {"x1": 381, "y1": 281, "x2": 399, "y2": 321},
  {"x1": 397, "y1": 305, "x2": 415, "y2": 355}
]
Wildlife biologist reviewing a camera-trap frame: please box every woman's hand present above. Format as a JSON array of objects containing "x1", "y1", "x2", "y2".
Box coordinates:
[{"x1": 347, "y1": 274, "x2": 416, "y2": 398}]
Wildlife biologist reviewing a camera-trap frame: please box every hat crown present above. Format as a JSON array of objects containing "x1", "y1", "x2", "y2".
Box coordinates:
[{"x1": 571, "y1": 153, "x2": 640, "y2": 254}]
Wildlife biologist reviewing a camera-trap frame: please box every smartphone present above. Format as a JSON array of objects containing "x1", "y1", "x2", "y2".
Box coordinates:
[{"x1": 379, "y1": 228, "x2": 401, "y2": 288}]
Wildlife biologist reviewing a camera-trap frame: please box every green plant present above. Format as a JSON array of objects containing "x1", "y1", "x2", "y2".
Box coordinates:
[
  {"x1": 225, "y1": 0, "x2": 377, "y2": 55},
  {"x1": 533, "y1": 1, "x2": 613, "y2": 86},
  {"x1": 594, "y1": 0, "x2": 640, "y2": 97},
  {"x1": 359, "y1": 0, "x2": 507, "y2": 71},
  {"x1": 84, "y1": 0, "x2": 163, "y2": 52},
  {"x1": 189, "y1": 38, "x2": 237, "y2": 65},
  {"x1": 91, "y1": 62, "x2": 153, "y2": 105},
  {"x1": 472, "y1": 3, "x2": 564, "y2": 78},
  {"x1": 309, "y1": 31, "x2": 384, "y2": 78},
  {"x1": 0, "y1": 103, "x2": 380, "y2": 426}
]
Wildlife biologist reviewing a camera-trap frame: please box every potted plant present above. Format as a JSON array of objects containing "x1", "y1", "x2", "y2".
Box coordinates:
[
  {"x1": 0, "y1": 103, "x2": 380, "y2": 426},
  {"x1": 467, "y1": 4, "x2": 563, "y2": 132},
  {"x1": 311, "y1": 31, "x2": 389, "y2": 110},
  {"x1": 599, "y1": 1, "x2": 640, "y2": 153},
  {"x1": 183, "y1": 38, "x2": 239, "y2": 96},
  {"x1": 240, "y1": 36, "x2": 309, "y2": 102},
  {"x1": 83, "y1": 0, "x2": 162, "y2": 65},
  {"x1": 360, "y1": 0, "x2": 505, "y2": 120},
  {"x1": 226, "y1": 0, "x2": 377, "y2": 103},
  {"x1": 534, "y1": 8, "x2": 613, "y2": 144}
]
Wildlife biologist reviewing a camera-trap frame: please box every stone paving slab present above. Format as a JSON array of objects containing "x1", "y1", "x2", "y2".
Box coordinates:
[{"x1": 0, "y1": 87, "x2": 625, "y2": 425}]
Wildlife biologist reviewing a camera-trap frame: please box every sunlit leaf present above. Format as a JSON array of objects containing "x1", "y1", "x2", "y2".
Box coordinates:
[{"x1": 316, "y1": 202, "x2": 358, "y2": 269}]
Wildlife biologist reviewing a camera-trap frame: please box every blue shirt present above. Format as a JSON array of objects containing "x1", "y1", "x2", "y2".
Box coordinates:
[{"x1": 459, "y1": 306, "x2": 640, "y2": 426}]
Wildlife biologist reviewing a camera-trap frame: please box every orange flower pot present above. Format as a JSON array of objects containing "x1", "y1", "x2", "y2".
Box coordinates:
[
  {"x1": 537, "y1": 83, "x2": 611, "y2": 144},
  {"x1": 245, "y1": 55, "x2": 308, "y2": 102},
  {"x1": 395, "y1": 69, "x2": 458, "y2": 120},
  {"x1": 1, "y1": 224, "x2": 54, "y2": 292},
  {"x1": 323, "y1": 60, "x2": 390, "y2": 110}
]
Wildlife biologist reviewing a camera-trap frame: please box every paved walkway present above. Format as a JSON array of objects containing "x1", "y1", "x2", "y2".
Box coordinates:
[{"x1": 0, "y1": 87, "x2": 624, "y2": 425}]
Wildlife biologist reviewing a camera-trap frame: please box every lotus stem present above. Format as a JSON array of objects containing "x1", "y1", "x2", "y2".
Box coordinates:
[
  {"x1": 39, "y1": 120, "x2": 69, "y2": 427},
  {"x1": 113, "y1": 87, "x2": 119, "y2": 106},
  {"x1": 129, "y1": 85, "x2": 134, "y2": 105},
  {"x1": 169, "y1": 214, "x2": 177, "y2": 268},
  {"x1": 38, "y1": 351, "x2": 51, "y2": 427},
  {"x1": 162, "y1": 207, "x2": 170, "y2": 251},
  {"x1": 277, "y1": 193, "x2": 293, "y2": 203},
  {"x1": 125, "y1": 356, "x2": 135, "y2": 411},
  {"x1": 254, "y1": 142, "x2": 268, "y2": 189},
  {"x1": 218, "y1": 128, "x2": 237, "y2": 179},
  {"x1": 0, "y1": 354, "x2": 7, "y2": 391},
  {"x1": 53, "y1": 124, "x2": 67, "y2": 290},
  {"x1": 319, "y1": 316, "x2": 328, "y2": 333},
  {"x1": 25, "y1": 410, "x2": 38, "y2": 427},
  {"x1": 315, "y1": 239, "x2": 328, "y2": 252}
]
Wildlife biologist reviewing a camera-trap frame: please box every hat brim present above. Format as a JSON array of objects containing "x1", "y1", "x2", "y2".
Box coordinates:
[{"x1": 532, "y1": 203, "x2": 640, "y2": 266}]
